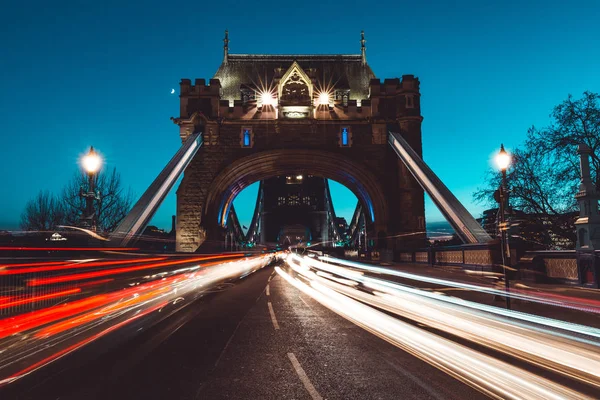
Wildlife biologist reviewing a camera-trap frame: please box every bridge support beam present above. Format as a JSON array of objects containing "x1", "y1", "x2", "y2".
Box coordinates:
[
  {"x1": 388, "y1": 131, "x2": 491, "y2": 244},
  {"x1": 109, "y1": 133, "x2": 203, "y2": 247}
]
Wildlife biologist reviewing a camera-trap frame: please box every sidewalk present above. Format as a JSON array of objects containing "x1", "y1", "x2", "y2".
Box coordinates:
[{"x1": 367, "y1": 261, "x2": 600, "y2": 330}]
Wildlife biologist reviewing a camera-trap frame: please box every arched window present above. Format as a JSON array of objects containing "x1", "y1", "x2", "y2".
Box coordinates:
[
  {"x1": 241, "y1": 127, "x2": 253, "y2": 148},
  {"x1": 340, "y1": 126, "x2": 352, "y2": 147}
]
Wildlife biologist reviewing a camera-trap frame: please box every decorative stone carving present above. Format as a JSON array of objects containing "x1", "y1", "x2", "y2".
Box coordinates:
[
  {"x1": 544, "y1": 258, "x2": 578, "y2": 280},
  {"x1": 464, "y1": 249, "x2": 493, "y2": 265},
  {"x1": 415, "y1": 251, "x2": 429, "y2": 263},
  {"x1": 400, "y1": 253, "x2": 413, "y2": 262},
  {"x1": 435, "y1": 251, "x2": 463, "y2": 264}
]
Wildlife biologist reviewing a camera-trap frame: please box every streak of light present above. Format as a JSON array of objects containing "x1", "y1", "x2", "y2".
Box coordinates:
[
  {"x1": 276, "y1": 266, "x2": 586, "y2": 400},
  {"x1": 0, "y1": 261, "x2": 71, "y2": 269},
  {"x1": 0, "y1": 254, "x2": 274, "y2": 384},
  {"x1": 75, "y1": 278, "x2": 114, "y2": 289},
  {"x1": 26, "y1": 254, "x2": 243, "y2": 286},
  {"x1": 34, "y1": 284, "x2": 173, "y2": 338},
  {"x1": 1, "y1": 300, "x2": 169, "y2": 385},
  {"x1": 0, "y1": 296, "x2": 114, "y2": 339},
  {"x1": 318, "y1": 256, "x2": 600, "y2": 313},
  {"x1": 55, "y1": 225, "x2": 109, "y2": 241},
  {"x1": 0, "y1": 257, "x2": 168, "y2": 275},
  {"x1": 313, "y1": 255, "x2": 600, "y2": 339},
  {"x1": 293, "y1": 255, "x2": 600, "y2": 388},
  {"x1": 0, "y1": 247, "x2": 139, "y2": 251},
  {"x1": 0, "y1": 289, "x2": 82, "y2": 310}
]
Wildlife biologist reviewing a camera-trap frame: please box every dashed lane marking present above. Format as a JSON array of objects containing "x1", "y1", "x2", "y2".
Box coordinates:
[
  {"x1": 267, "y1": 301, "x2": 280, "y2": 330},
  {"x1": 287, "y1": 352, "x2": 323, "y2": 400},
  {"x1": 266, "y1": 284, "x2": 270, "y2": 296}
]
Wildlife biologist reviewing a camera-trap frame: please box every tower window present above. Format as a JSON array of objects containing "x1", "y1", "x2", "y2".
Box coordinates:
[
  {"x1": 241, "y1": 127, "x2": 253, "y2": 148},
  {"x1": 340, "y1": 127, "x2": 351, "y2": 147},
  {"x1": 406, "y1": 95, "x2": 415, "y2": 109}
]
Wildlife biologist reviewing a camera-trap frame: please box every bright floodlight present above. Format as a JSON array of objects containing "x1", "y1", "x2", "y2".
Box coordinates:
[
  {"x1": 261, "y1": 91, "x2": 274, "y2": 106},
  {"x1": 82, "y1": 147, "x2": 102, "y2": 174},
  {"x1": 495, "y1": 144, "x2": 511, "y2": 171},
  {"x1": 296, "y1": 175, "x2": 303, "y2": 180},
  {"x1": 318, "y1": 92, "x2": 330, "y2": 106}
]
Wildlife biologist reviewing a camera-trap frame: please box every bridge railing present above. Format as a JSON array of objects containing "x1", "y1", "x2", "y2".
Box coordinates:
[
  {"x1": 518, "y1": 250, "x2": 581, "y2": 285},
  {"x1": 396, "y1": 245, "x2": 599, "y2": 287},
  {"x1": 396, "y1": 243, "x2": 499, "y2": 272}
]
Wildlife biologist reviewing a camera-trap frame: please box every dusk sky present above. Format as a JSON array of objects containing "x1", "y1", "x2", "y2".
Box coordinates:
[{"x1": 1, "y1": 0, "x2": 599, "y2": 231}]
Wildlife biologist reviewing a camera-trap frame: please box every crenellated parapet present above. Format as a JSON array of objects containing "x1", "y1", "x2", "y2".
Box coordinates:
[
  {"x1": 368, "y1": 75, "x2": 422, "y2": 120},
  {"x1": 178, "y1": 78, "x2": 221, "y2": 120}
]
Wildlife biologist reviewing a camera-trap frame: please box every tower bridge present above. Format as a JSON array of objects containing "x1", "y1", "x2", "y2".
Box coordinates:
[{"x1": 109, "y1": 31, "x2": 489, "y2": 251}]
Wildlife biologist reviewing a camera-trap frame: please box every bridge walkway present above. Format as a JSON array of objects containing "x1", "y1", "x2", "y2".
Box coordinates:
[{"x1": 360, "y1": 260, "x2": 600, "y2": 329}]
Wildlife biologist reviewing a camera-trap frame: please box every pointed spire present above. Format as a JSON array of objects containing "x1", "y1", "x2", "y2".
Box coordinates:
[
  {"x1": 223, "y1": 29, "x2": 229, "y2": 64},
  {"x1": 360, "y1": 30, "x2": 367, "y2": 65}
]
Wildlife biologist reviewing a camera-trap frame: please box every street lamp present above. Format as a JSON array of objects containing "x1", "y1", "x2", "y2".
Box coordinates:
[
  {"x1": 494, "y1": 144, "x2": 511, "y2": 309},
  {"x1": 80, "y1": 146, "x2": 102, "y2": 231}
]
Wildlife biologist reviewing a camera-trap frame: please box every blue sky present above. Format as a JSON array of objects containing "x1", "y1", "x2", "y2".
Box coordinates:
[{"x1": 1, "y1": 0, "x2": 599, "y2": 231}]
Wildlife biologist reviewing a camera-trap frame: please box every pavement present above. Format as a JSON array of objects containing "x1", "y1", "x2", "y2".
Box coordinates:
[
  {"x1": 3, "y1": 264, "x2": 485, "y2": 400},
  {"x1": 371, "y1": 261, "x2": 600, "y2": 329}
]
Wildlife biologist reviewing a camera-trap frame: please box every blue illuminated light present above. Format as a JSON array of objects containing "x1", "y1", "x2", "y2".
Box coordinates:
[
  {"x1": 243, "y1": 129, "x2": 251, "y2": 147},
  {"x1": 341, "y1": 127, "x2": 349, "y2": 146}
]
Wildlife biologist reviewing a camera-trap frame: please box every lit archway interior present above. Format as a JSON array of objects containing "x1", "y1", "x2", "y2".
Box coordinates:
[
  {"x1": 233, "y1": 179, "x2": 359, "y2": 235},
  {"x1": 203, "y1": 149, "x2": 389, "y2": 236}
]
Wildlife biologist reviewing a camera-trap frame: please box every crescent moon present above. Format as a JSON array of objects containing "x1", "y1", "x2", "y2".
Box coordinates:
[{"x1": 170, "y1": 89, "x2": 175, "y2": 94}]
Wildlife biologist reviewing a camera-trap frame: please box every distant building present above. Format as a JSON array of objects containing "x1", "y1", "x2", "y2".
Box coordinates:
[
  {"x1": 479, "y1": 208, "x2": 577, "y2": 250},
  {"x1": 139, "y1": 225, "x2": 173, "y2": 251},
  {"x1": 262, "y1": 175, "x2": 334, "y2": 246},
  {"x1": 335, "y1": 217, "x2": 349, "y2": 237}
]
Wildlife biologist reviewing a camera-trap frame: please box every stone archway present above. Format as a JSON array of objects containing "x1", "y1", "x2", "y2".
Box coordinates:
[{"x1": 176, "y1": 149, "x2": 389, "y2": 252}]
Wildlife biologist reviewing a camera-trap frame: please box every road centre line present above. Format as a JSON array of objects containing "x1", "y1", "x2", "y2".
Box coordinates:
[
  {"x1": 287, "y1": 352, "x2": 323, "y2": 400},
  {"x1": 267, "y1": 301, "x2": 280, "y2": 330}
]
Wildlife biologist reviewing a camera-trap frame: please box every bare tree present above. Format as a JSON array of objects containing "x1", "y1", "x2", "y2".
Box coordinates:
[
  {"x1": 474, "y1": 91, "x2": 600, "y2": 248},
  {"x1": 20, "y1": 190, "x2": 65, "y2": 231},
  {"x1": 61, "y1": 167, "x2": 134, "y2": 233}
]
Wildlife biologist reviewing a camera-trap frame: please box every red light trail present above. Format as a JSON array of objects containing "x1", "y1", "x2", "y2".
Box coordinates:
[
  {"x1": 0, "y1": 257, "x2": 167, "y2": 275},
  {"x1": 0, "y1": 288, "x2": 82, "y2": 310},
  {"x1": 26, "y1": 254, "x2": 244, "y2": 287},
  {"x1": 0, "y1": 247, "x2": 140, "y2": 251}
]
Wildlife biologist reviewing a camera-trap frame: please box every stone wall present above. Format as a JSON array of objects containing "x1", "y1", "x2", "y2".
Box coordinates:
[{"x1": 175, "y1": 76, "x2": 425, "y2": 252}]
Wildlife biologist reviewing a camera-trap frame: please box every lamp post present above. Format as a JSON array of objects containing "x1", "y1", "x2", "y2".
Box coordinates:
[
  {"x1": 80, "y1": 146, "x2": 102, "y2": 231},
  {"x1": 495, "y1": 144, "x2": 511, "y2": 309}
]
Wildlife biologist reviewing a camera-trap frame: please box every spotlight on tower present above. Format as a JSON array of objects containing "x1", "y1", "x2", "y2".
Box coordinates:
[
  {"x1": 260, "y1": 91, "x2": 275, "y2": 106},
  {"x1": 318, "y1": 91, "x2": 330, "y2": 106}
]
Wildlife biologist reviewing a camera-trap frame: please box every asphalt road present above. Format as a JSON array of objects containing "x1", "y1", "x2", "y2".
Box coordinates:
[{"x1": 2, "y1": 263, "x2": 485, "y2": 400}]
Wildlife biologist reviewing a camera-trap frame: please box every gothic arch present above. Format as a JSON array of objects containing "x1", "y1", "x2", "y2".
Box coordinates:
[
  {"x1": 203, "y1": 149, "x2": 389, "y2": 235},
  {"x1": 278, "y1": 61, "x2": 313, "y2": 103}
]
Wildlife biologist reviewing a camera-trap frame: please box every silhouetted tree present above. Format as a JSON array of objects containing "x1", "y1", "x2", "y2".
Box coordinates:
[
  {"x1": 20, "y1": 190, "x2": 65, "y2": 231},
  {"x1": 61, "y1": 167, "x2": 134, "y2": 233},
  {"x1": 474, "y1": 91, "x2": 600, "y2": 249}
]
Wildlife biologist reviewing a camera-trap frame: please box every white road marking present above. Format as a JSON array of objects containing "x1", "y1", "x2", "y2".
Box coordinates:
[
  {"x1": 287, "y1": 352, "x2": 323, "y2": 400},
  {"x1": 266, "y1": 284, "x2": 270, "y2": 296},
  {"x1": 267, "y1": 301, "x2": 279, "y2": 330}
]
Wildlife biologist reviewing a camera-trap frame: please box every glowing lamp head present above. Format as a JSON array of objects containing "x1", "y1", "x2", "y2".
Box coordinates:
[
  {"x1": 260, "y1": 91, "x2": 275, "y2": 106},
  {"x1": 82, "y1": 147, "x2": 102, "y2": 174},
  {"x1": 495, "y1": 144, "x2": 511, "y2": 171},
  {"x1": 318, "y1": 92, "x2": 330, "y2": 106}
]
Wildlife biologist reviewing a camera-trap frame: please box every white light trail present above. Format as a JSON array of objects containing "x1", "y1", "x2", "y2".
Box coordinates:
[{"x1": 276, "y1": 266, "x2": 587, "y2": 399}]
